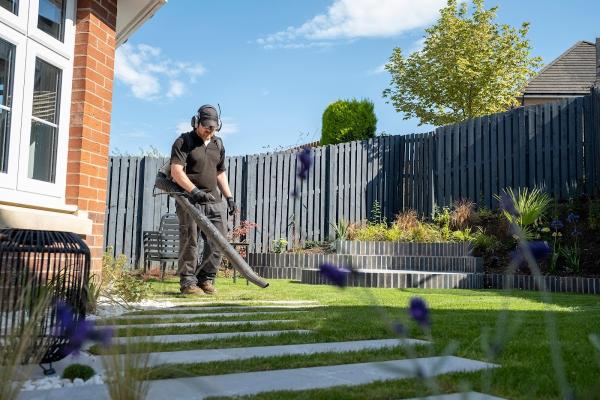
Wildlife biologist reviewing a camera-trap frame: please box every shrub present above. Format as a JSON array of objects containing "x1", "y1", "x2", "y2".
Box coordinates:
[
  {"x1": 495, "y1": 186, "x2": 551, "y2": 239},
  {"x1": 433, "y1": 206, "x2": 452, "y2": 229},
  {"x1": 354, "y1": 223, "x2": 389, "y2": 241},
  {"x1": 331, "y1": 219, "x2": 350, "y2": 240},
  {"x1": 62, "y1": 364, "x2": 96, "y2": 381},
  {"x1": 320, "y1": 98, "x2": 377, "y2": 145},
  {"x1": 394, "y1": 210, "x2": 419, "y2": 231},
  {"x1": 452, "y1": 199, "x2": 474, "y2": 230},
  {"x1": 102, "y1": 247, "x2": 151, "y2": 305},
  {"x1": 272, "y1": 238, "x2": 288, "y2": 253}
]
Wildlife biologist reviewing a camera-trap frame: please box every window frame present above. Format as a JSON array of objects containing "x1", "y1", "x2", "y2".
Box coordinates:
[
  {"x1": 16, "y1": 36, "x2": 73, "y2": 197},
  {"x1": 27, "y1": 0, "x2": 75, "y2": 59},
  {"x1": 0, "y1": 0, "x2": 28, "y2": 35},
  {"x1": 0, "y1": 21, "x2": 25, "y2": 190}
]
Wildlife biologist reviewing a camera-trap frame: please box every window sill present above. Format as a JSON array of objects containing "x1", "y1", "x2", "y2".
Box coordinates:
[{"x1": 0, "y1": 202, "x2": 92, "y2": 235}]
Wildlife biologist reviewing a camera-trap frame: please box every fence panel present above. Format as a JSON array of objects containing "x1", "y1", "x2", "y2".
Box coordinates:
[{"x1": 106, "y1": 90, "x2": 599, "y2": 263}]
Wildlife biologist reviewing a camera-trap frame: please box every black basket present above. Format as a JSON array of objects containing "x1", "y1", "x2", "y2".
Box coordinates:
[{"x1": 0, "y1": 229, "x2": 90, "y2": 364}]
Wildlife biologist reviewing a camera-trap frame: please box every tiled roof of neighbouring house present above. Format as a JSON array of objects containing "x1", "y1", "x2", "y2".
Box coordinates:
[{"x1": 523, "y1": 40, "x2": 597, "y2": 96}]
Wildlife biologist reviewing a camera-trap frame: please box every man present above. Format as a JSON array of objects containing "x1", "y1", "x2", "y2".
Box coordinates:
[{"x1": 169, "y1": 104, "x2": 237, "y2": 295}]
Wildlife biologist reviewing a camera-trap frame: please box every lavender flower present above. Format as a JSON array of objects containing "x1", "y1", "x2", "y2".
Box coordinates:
[
  {"x1": 567, "y1": 212, "x2": 580, "y2": 224},
  {"x1": 55, "y1": 301, "x2": 113, "y2": 356},
  {"x1": 319, "y1": 263, "x2": 350, "y2": 287},
  {"x1": 550, "y1": 219, "x2": 564, "y2": 231},
  {"x1": 510, "y1": 241, "x2": 551, "y2": 265},
  {"x1": 297, "y1": 148, "x2": 313, "y2": 180},
  {"x1": 408, "y1": 297, "x2": 430, "y2": 328},
  {"x1": 392, "y1": 322, "x2": 406, "y2": 336},
  {"x1": 498, "y1": 193, "x2": 518, "y2": 216}
]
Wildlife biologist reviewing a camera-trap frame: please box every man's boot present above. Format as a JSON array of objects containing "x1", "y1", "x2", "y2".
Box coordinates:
[
  {"x1": 181, "y1": 285, "x2": 204, "y2": 295},
  {"x1": 199, "y1": 280, "x2": 217, "y2": 295}
]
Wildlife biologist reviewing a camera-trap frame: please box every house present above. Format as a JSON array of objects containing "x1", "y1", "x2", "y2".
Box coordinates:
[
  {"x1": 0, "y1": 0, "x2": 166, "y2": 273},
  {"x1": 520, "y1": 38, "x2": 600, "y2": 106}
]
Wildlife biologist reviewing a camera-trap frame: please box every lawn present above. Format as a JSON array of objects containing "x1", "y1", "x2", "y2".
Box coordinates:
[{"x1": 106, "y1": 278, "x2": 600, "y2": 400}]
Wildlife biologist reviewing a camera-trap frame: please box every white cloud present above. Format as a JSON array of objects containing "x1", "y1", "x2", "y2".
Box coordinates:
[
  {"x1": 216, "y1": 118, "x2": 239, "y2": 138},
  {"x1": 368, "y1": 37, "x2": 427, "y2": 75},
  {"x1": 176, "y1": 120, "x2": 191, "y2": 133},
  {"x1": 368, "y1": 63, "x2": 387, "y2": 75},
  {"x1": 167, "y1": 80, "x2": 184, "y2": 98},
  {"x1": 257, "y1": 0, "x2": 444, "y2": 49},
  {"x1": 115, "y1": 43, "x2": 206, "y2": 100}
]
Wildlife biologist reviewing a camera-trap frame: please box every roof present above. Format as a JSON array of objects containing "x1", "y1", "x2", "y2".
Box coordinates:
[
  {"x1": 523, "y1": 40, "x2": 597, "y2": 96},
  {"x1": 116, "y1": 0, "x2": 167, "y2": 47}
]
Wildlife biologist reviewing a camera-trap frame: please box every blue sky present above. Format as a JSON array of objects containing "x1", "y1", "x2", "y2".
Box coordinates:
[{"x1": 110, "y1": 0, "x2": 600, "y2": 157}]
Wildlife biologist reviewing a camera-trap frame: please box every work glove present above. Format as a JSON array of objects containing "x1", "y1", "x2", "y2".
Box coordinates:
[
  {"x1": 226, "y1": 196, "x2": 238, "y2": 216},
  {"x1": 190, "y1": 187, "x2": 215, "y2": 204}
]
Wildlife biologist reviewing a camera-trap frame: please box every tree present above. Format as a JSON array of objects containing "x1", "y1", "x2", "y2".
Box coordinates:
[
  {"x1": 383, "y1": 0, "x2": 542, "y2": 126},
  {"x1": 320, "y1": 98, "x2": 377, "y2": 145}
]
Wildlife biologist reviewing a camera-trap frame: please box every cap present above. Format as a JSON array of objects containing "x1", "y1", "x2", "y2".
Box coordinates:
[{"x1": 198, "y1": 105, "x2": 219, "y2": 129}]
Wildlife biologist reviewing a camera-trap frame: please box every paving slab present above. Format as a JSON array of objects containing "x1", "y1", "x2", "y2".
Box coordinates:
[
  {"x1": 129, "y1": 305, "x2": 321, "y2": 313},
  {"x1": 106, "y1": 310, "x2": 307, "y2": 321},
  {"x1": 24, "y1": 338, "x2": 426, "y2": 380},
  {"x1": 405, "y1": 392, "x2": 505, "y2": 400},
  {"x1": 21, "y1": 356, "x2": 496, "y2": 400},
  {"x1": 146, "y1": 356, "x2": 497, "y2": 399},
  {"x1": 107, "y1": 319, "x2": 297, "y2": 330},
  {"x1": 111, "y1": 329, "x2": 312, "y2": 344}
]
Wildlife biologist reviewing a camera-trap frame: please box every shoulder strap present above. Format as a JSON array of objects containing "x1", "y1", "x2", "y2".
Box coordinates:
[{"x1": 212, "y1": 136, "x2": 224, "y2": 154}]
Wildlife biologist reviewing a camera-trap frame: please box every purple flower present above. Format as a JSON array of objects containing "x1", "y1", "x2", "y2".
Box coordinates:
[
  {"x1": 567, "y1": 212, "x2": 580, "y2": 224},
  {"x1": 510, "y1": 241, "x2": 551, "y2": 265},
  {"x1": 408, "y1": 297, "x2": 430, "y2": 328},
  {"x1": 55, "y1": 301, "x2": 113, "y2": 356},
  {"x1": 550, "y1": 219, "x2": 564, "y2": 231},
  {"x1": 498, "y1": 193, "x2": 518, "y2": 216},
  {"x1": 392, "y1": 322, "x2": 407, "y2": 336},
  {"x1": 319, "y1": 263, "x2": 350, "y2": 287},
  {"x1": 571, "y1": 228, "x2": 582, "y2": 237},
  {"x1": 297, "y1": 148, "x2": 312, "y2": 180}
]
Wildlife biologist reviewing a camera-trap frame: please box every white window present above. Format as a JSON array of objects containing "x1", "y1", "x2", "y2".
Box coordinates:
[{"x1": 0, "y1": 0, "x2": 75, "y2": 207}]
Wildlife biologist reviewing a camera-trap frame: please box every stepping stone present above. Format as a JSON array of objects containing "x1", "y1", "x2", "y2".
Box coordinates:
[
  {"x1": 136, "y1": 304, "x2": 322, "y2": 312},
  {"x1": 24, "y1": 339, "x2": 427, "y2": 381},
  {"x1": 111, "y1": 329, "x2": 312, "y2": 344},
  {"x1": 146, "y1": 356, "x2": 497, "y2": 399},
  {"x1": 108, "y1": 311, "x2": 307, "y2": 321},
  {"x1": 145, "y1": 338, "x2": 427, "y2": 366},
  {"x1": 107, "y1": 319, "x2": 297, "y2": 330},
  {"x1": 21, "y1": 356, "x2": 496, "y2": 400},
  {"x1": 406, "y1": 393, "x2": 506, "y2": 400}
]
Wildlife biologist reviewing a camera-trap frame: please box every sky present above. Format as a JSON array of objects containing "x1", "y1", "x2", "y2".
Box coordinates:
[{"x1": 109, "y1": 0, "x2": 600, "y2": 157}]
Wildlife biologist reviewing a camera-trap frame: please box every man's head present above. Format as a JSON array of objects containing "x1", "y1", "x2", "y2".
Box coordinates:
[{"x1": 192, "y1": 104, "x2": 221, "y2": 140}]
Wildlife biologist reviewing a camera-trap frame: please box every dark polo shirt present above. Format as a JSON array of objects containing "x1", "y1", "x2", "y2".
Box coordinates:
[{"x1": 170, "y1": 131, "x2": 226, "y2": 202}]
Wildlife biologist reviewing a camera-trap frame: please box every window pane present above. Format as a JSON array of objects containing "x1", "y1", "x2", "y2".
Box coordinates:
[
  {"x1": 38, "y1": 0, "x2": 65, "y2": 42},
  {"x1": 28, "y1": 58, "x2": 61, "y2": 182},
  {"x1": 0, "y1": 38, "x2": 15, "y2": 173},
  {"x1": 32, "y1": 58, "x2": 61, "y2": 124},
  {"x1": 0, "y1": 0, "x2": 18, "y2": 15},
  {"x1": 28, "y1": 121, "x2": 57, "y2": 182}
]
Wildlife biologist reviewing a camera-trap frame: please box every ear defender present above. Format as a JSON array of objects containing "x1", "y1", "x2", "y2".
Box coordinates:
[{"x1": 190, "y1": 105, "x2": 222, "y2": 131}]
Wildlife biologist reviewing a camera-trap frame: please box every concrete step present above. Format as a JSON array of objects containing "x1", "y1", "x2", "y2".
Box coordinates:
[
  {"x1": 251, "y1": 254, "x2": 482, "y2": 273},
  {"x1": 334, "y1": 240, "x2": 473, "y2": 256},
  {"x1": 301, "y1": 268, "x2": 484, "y2": 289}
]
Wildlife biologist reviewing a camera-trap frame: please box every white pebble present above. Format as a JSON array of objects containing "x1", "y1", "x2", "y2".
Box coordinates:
[{"x1": 73, "y1": 378, "x2": 84, "y2": 386}]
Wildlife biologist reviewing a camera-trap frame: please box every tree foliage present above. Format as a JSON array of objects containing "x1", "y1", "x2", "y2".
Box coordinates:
[
  {"x1": 383, "y1": 0, "x2": 542, "y2": 126},
  {"x1": 320, "y1": 98, "x2": 377, "y2": 145}
]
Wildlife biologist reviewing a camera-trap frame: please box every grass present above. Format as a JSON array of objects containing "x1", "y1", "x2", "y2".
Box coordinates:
[{"x1": 101, "y1": 278, "x2": 600, "y2": 399}]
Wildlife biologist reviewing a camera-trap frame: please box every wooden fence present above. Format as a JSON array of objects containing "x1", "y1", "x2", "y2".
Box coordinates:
[{"x1": 104, "y1": 88, "x2": 600, "y2": 266}]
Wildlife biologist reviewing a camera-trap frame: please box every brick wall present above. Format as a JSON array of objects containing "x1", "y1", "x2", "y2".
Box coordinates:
[{"x1": 66, "y1": 0, "x2": 117, "y2": 273}]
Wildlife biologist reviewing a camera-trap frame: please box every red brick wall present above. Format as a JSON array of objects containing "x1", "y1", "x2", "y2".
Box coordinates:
[{"x1": 66, "y1": 0, "x2": 117, "y2": 274}]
